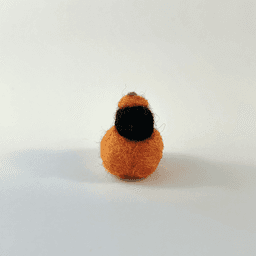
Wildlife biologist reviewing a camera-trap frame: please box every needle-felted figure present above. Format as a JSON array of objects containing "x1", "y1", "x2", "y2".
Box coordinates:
[{"x1": 100, "y1": 92, "x2": 164, "y2": 181}]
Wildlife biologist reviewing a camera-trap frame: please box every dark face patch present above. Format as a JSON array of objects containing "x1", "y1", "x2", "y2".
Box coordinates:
[{"x1": 115, "y1": 106, "x2": 154, "y2": 142}]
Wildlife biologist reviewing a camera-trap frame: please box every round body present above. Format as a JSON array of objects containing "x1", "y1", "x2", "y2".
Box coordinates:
[{"x1": 101, "y1": 126, "x2": 163, "y2": 180}]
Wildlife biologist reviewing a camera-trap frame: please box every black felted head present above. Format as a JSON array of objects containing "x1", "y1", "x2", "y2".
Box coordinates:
[{"x1": 115, "y1": 106, "x2": 154, "y2": 142}]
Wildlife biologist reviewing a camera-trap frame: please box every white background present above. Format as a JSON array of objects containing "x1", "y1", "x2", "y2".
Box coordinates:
[{"x1": 1, "y1": 0, "x2": 256, "y2": 255}]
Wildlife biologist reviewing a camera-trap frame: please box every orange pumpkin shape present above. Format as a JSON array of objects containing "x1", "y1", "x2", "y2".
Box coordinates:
[{"x1": 100, "y1": 92, "x2": 164, "y2": 181}]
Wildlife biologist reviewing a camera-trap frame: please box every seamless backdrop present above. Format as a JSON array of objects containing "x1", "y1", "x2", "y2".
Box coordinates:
[{"x1": 1, "y1": 1, "x2": 256, "y2": 255}]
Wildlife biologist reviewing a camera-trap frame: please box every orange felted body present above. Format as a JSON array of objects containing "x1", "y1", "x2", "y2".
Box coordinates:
[{"x1": 100, "y1": 92, "x2": 164, "y2": 180}]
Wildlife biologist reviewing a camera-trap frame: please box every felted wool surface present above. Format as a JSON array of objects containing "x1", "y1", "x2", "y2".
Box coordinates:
[
  {"x1": 118, "y1": 93, "x2": 149, "y2": 109},
  {"x1": 100, "y1": 93, "x2": 164, "y2": 180}
]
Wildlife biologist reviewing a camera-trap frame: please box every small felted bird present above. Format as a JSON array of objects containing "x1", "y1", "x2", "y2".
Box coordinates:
[{"x1": 100, "y1": 92, "x2": 164, "y2": 181}]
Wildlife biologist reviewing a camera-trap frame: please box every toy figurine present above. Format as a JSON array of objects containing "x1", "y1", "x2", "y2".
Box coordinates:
[{"x1": 100, "y1": 92, "x2": 164, "y2": 181}]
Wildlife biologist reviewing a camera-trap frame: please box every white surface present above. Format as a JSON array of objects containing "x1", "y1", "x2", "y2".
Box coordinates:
[{"x1": 1, "y1": 1, "x2": 256, "y2": 255}]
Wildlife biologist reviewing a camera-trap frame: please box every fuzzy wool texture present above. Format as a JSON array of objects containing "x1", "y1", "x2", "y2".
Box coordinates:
[
  {"x1": 118, "y1": 94, "x2": 149, "y2": 109},
  {"x1": 100, "y1": 94, "x2": 164, "y2": 180}
]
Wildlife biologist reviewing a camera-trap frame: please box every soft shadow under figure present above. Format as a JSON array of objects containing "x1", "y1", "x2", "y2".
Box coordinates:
[
  {"x1": 4, "y1": 148, "x2": 256, "y2": 192},
  {"x1": 136, "y1": 152, "x2": 256, "y2": 191}
]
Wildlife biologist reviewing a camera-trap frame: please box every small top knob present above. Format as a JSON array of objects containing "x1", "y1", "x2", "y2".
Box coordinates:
[{"x1": 127, "y1": 92, "x2": 137, "y2": 96}]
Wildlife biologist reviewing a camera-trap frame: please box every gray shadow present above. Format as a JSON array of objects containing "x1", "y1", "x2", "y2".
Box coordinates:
[
  {"x1": 139, "y1": 152, "x2": 256, "y2": 191},
  {"x1": 2, "y1": 148, "x2": 112, "y2": 183},
  {"x1": 3, "y1": 148, "x2": 256, "y2": 191}
]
